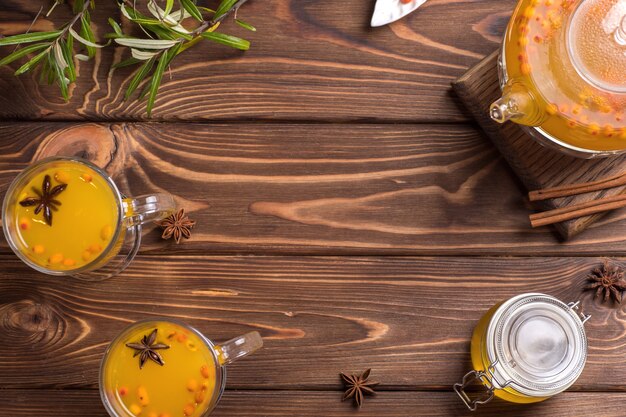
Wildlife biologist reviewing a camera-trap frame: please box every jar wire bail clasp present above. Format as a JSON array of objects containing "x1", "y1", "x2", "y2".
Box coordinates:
[
  {"x1": 453, "y1": 359, "x2": 512, "y2": 411},
  {"x1": 567, "y1": 301, "x2": 591, "y2": 324}
]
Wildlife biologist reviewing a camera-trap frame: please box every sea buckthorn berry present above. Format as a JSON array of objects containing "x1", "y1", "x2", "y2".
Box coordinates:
[
  {"x1": 567, "y1": 120, "x2": 577, "y2": 128},
  {"x1": 522, "y1": 6, "x2": 535, "y2": 18},
  {"x1": 49, "y1": 253, "x2": 64, "y2": 265},
  {"x1": 183, "y1": 404, "x2": 195, "y2": 417},
  {"x1": 559, "y1": 104, "x2": 569, "y2": 113},
  {"x1": 82, "y1": 250, "x2": 92, "y2": 262},
  {"x1": 201, "y1": 380, "x2": 210, "y2": 391},
  {"x1": 129, "y1": 404, "x2": 142, "y2": 416},
  {"x1": 195, "y1": 391, "x2": 206, "y2": 404},
  {"x1": 101, "y1": 225, "x2": 113, "y2": 241},
  {"x1": 600, "y1": 105, "x2": 612, "y2": 114},
  {"x1": 88, "y1": 243, "x2": 103, "y2": 253},
  {"x1": 517, "y1": 53, "x2": 527, "y2": 62},
  {"x1": 587, "y1": 123, "x2": 600, "y2": 135},
  {"x1": 176, "y1": 333, "x2": 188, "y2": 343},
  {"x1": 200, "y1": 365, "x2": 210, "y2": 379},
  {"x1": 572, "y1": 106, "x2": 581, "y2": 115},
  {"x1": 533, "y1": 35, "x2": 543, "y2": 43},
  {"x1": 19, "y1": 217, "x2": 30, "y2": 231},
  {"x1": 159, "y1": 414, "x2": 171, "y2": 417},
  {"x1": 119, "y1": 387, "x2": 128, "y2": 396},
  {"x1": 603, "y1": 125, "x2": 615, "y2": 137},
  {"x1": 520, "y1": 62, "x2": 531, "y2": 75},
  {"x1": 63, "y1": 258, "x2": 76, "y2": 267},
  {"x1": 148, "y1": 413, "x2": 158, "y2": 417},
  {"x1": 54, "y1": 171, "x2": 71, "y2": 184},
  {"x1": 187, "y1": 379, "x2": 198, "y2": 392},
  {"x1": 137, "y1": 386, "x2": 149, "y2": 406},
  {"x1": 33, "y1": 244, "x2": 45, "y2": 255},
  {"x1": 81, "y1": 173, "x2": 93, "y2": 183},
  {"x1": 546, "y1": 103, "x2": 558, "y2": 115},
  {"x1": 400, "y1": 0, "x2": 412, "y2": 3},
  {"x1": 519, "y1": 36, "x2": 529, "y2": 47},
  {"x1": 545, "y1": 0, "x2": 553, "y2": 5}
]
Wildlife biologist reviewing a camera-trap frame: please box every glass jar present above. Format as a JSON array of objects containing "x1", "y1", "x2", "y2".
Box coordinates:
[{"x1": 454, "y1": 293, "x2": 590, "y2": 410}]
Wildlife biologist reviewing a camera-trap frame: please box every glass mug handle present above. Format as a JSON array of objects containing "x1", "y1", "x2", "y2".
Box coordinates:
[
  {"x1": 122, "y1": 194, "x2": 176, "y2": 226},
  {"x1": 215, "y1": 331, "x2": 263, "y2": 366}
]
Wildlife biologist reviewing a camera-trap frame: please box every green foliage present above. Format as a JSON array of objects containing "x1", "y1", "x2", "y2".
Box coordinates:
[{"x1": 0, "y1": 0, "x2": 254, "y2": 116}]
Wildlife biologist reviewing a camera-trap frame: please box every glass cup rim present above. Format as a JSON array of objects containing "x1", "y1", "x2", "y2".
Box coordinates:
[
  {"x1": 1, "y1": 156, "x2": 124, "y2": 276},
  {"x1": 98, "y1": 317, "x2": 225, "y2": 417}
]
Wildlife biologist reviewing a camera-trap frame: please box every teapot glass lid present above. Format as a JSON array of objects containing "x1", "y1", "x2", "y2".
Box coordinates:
[{"x1": 567, "y1": 0, "x2": 626, "y2": 93}]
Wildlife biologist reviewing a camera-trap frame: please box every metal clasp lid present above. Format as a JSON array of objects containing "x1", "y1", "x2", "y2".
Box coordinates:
[
  {"x1": 453, "y1": 360, "x2": 511, "y2": 411},
  {"x1": 568, "y1": 301, "x2": 591, "y2": 324}
]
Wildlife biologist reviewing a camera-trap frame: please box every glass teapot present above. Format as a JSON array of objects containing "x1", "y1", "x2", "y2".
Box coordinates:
[{"x1": 490, "y1": 0, "x2": 626, "y2": 158}]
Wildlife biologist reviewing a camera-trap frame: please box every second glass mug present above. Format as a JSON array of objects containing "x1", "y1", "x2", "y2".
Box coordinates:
[
  {"x1": 2, "y1": 156, "x2": 176, "y2": 280},
  {"x1": 99, "y1": 318, "x2": 264, "y2": 417}
]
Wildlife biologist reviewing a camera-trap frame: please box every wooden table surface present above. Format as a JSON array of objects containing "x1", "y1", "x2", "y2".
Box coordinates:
[{"x1": 2, "y1": 1, "x2": 626, "y2": 416}]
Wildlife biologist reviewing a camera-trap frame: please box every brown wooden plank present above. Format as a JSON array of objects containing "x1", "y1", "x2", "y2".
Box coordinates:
[
  {"x1": 0, "y1": 0, "x2": 515, "y2": 122},
  {"x1": 0, "y1": 255, "x2": 623, "y2": 390},
  {"x1": 1, "y1": 390, "x2": 625, "y2": 417},
  {"x1": 3, "y1": 122, "x2": 626, "y2": 255},
  {"x1": 452, "y1": 52, "x2": 626, "y2": 240}
]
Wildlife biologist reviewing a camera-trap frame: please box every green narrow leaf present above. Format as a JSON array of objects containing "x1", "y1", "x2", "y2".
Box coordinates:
[
  {"x1": 235, "y1": 19, "x2": 256, "y2": 31},
  {"x1": 164, "y1": 0, "x2": 175, "y2": 16},
  {"x1": 61, "y1": 37, "x2": 76, "y2": 82},
  {"x1": 180, "y1": 0, "x2": 202, "y2": 21},
  {"x1": 108, "y1": 18, "x2": 123, "y2": 36},
  {"x1": 201, "y1": 32, "x2": 249, "y2": 50},
  {"x1": 50, "y1": 54, "x2": 69, "y2": 101},
  {"x1": 72, "y1": 0, "x2": 84, "y2": 14},
  {"x1": 146, "y1": 44, "x2": 180, "y2": 116},
  {"x1": 0, "y1": 31, "x2": 60, "y2": 47},
  {"x1": 115, "y1": 38, "x2": 178, "y2": 49},
  {"x1": 80, "y1": 14, "x2": 96, "y2": 57},
  {"x1": 0, "y1": 42, "x2": 50, "y2": 67},
  {"x1": 69, "y1": 27, "x2": 103, "y2": 48},
  {"x1": 125, "y1": 56, "x2": 156, "y2": 101},
  {"x1": 214, "y1": 0, "x2": 237, "y2": 19},
  {"x1": 112, "y1": 57, "x2": 141, "y2": 69},
  {"x1": 14, "y1": 49, "x2": 48, "y2": 75}
]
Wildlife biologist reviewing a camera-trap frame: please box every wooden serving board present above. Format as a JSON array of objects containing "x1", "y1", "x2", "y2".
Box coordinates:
[{"x1": 452, "y1": 51, "x2": 626, "y2": 240}]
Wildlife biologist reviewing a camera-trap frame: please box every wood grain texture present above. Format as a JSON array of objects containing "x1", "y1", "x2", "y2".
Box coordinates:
[
  {"x1": 2, "y1": 390, "x2": 626, "y2": 417},
  {"x1": 452, "y1": 52, "x2": 626, "y2": 240},
  {"x1": 0, "y1": 0, "x2": 515, "y2": 122},
  {"x1": 4, "y1": 122, "x2": 626, "y2": 255},
  {"x1": 0, "y1": 255, "x2": 623, "y2": 390}
]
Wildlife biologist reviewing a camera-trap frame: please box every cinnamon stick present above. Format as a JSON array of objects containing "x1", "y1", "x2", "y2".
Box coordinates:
[
  {"x1": 529, "y1": 172, "x2": 626, "y2": 201},
  {"x1": 529, "y1": 194, "x2": 626, "y2": 228}
]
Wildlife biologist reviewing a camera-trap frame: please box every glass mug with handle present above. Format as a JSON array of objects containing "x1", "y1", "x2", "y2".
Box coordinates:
[
  {"x1": 2, "y1": 156, "x2": 176, "y2": 280},
  {"x1": 99, "y1": 318, "x2": 263, "y2": 417}
]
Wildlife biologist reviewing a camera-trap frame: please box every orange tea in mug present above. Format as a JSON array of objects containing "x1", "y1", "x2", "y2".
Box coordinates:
[
  {"x1": 100, "y1": 319, "x2": 263, "y2": 417},
  {"x1": 2, "y1": 156, "x2": 176, "y2": 279}
]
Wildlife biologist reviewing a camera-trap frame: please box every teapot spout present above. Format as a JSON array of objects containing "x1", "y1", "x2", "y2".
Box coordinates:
[{"x1": 489, "y1": 83, "x2": 545, "y2": 126}]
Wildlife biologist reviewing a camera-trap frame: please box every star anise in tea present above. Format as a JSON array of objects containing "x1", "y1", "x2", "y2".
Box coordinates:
[
  {"x1": 19, "y1": 174, "x2": 67, "y2": 226},
  {"x1": 340, "y1": 368, "x2": 379, "y2": 408},
  {"x1": 156, "y1": 208, "x2": 196, "y2": 244},
  {"x1": 585, "y1": 261, "x2": 626, "y2": 304},
  {"x1": 125, "y1": 329, "x2": 170, "y2": 369}
]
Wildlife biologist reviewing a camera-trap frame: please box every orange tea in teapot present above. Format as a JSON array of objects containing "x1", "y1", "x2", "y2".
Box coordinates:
[{"x1": 491, "y1": 0, "x2": 626, "y2": 152}]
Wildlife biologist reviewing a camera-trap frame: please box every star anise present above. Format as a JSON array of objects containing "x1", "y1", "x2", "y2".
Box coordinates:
[
  {"x1": 156, "y1": 208, "x2": 196, "y2": 244},
  {"x1": 585, "y1": 261, "x2": 626, "y2": 304},
  {"x1": 19, "y1": 175, "x2": 67, "y2": 226},
  {"x1": 340, "y1": 368, "x2": 379, "y2": 408},
  {"x1": 125, "y1": 329, "x2": 170, "y2": 369}
]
